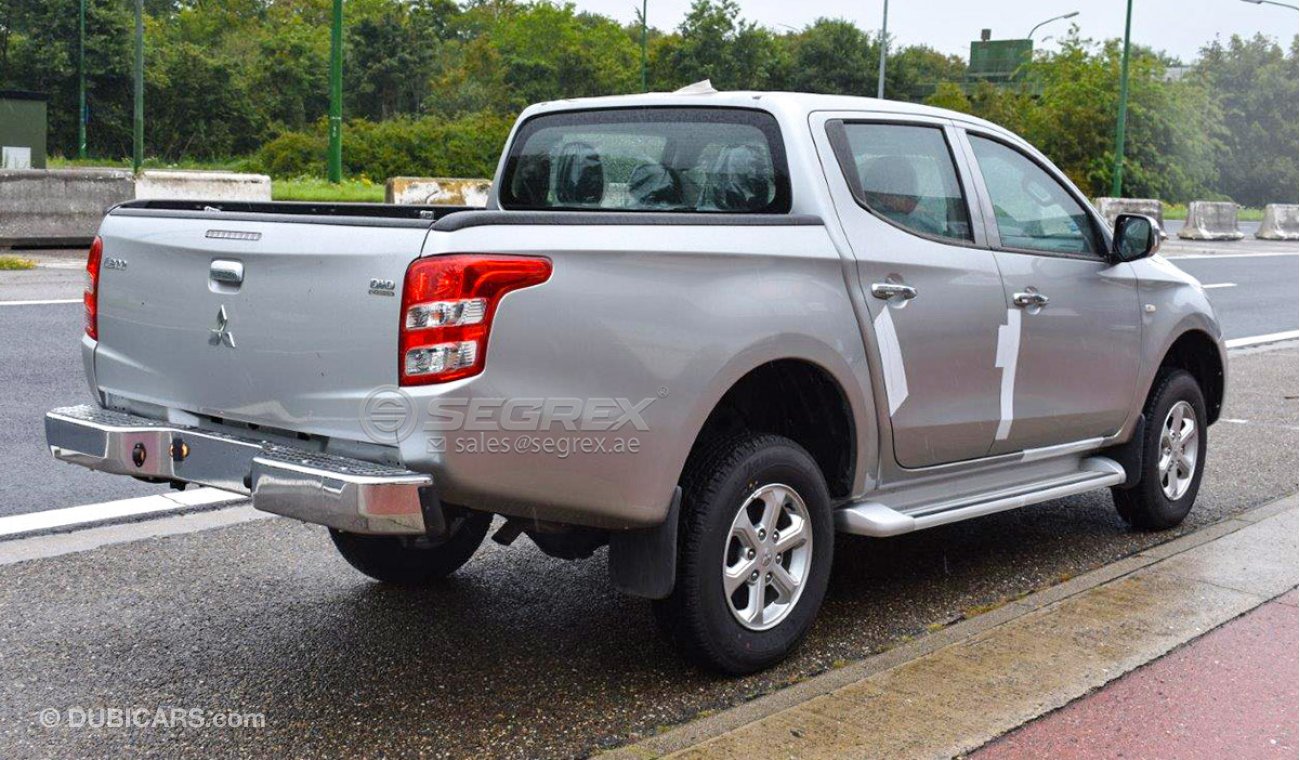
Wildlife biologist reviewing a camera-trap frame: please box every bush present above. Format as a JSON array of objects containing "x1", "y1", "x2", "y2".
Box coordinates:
[
  {"x1": 253, "y1": 112, "x2": 514, "y2": 182},
  {"x1": 256, "y1": 132, "x2": 327, "y2": 179}
]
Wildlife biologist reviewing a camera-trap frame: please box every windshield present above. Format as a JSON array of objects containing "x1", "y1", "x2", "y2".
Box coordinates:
[{"x1": 499, "y1": 107, "x2": 791, "y2": 213}]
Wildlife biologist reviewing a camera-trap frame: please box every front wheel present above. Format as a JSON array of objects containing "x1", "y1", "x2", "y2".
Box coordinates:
[
  {"x1": 330, "y1": 509, "x2": 492, "y2": 585},
  {"x1": 1112, "y1": 369, "x2": 1208, "y2": 530},
  {"x1": 653, "y1": 433, "x2": 833, "y2": 675}
]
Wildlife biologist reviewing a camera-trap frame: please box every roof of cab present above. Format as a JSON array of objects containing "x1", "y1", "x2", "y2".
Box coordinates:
[{"x1": 517, "y1": 89, "x2": 1020, "y2": 144}]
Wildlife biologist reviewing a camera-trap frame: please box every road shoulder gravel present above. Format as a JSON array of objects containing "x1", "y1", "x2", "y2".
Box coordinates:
[{"x1": 608, "y1": 495, "x2": 1298, "y2": 759}]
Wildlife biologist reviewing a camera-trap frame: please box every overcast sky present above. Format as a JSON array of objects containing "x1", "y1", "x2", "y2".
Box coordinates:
[{"x1": 571, "y1": 0, "x2": 1298, "y2": 63}]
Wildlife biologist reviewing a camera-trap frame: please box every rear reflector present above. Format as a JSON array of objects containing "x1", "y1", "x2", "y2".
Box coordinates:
[
  {"x1": 399, "y1": 255, "x2": 551, "y2": 385},
  {"x1": 85, "y1": 236, "x2": 103, "y2": 339}
]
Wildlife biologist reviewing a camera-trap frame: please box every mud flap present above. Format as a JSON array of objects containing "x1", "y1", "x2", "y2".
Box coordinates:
[
  {"x1": 608, "y1": 487, "x2": 680, "y2": 599},
  {"x1": 1102, "y1": 414, "x2": 1146, "y2": 489}
]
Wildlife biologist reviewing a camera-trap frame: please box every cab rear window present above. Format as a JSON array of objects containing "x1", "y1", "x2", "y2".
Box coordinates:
[{"x1": 499, "y1": 107, "x2": 791, "y2": 213}]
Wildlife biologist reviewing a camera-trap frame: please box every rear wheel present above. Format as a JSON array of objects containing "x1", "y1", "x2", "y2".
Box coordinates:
[
  {"x1": 330, "y1": 509, "x2": 492, "y2": 585},
  {"x1": 1112, "y1": 370, "x2": 1207, "y2": 530},
  {"x1": 653, "y1": 433, "x2": 833, "y2": 675}
]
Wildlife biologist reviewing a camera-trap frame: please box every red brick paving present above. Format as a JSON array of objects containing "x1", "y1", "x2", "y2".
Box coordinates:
[{"x1": 972, "y1": 589, "x2": 1299, "y2": 760}]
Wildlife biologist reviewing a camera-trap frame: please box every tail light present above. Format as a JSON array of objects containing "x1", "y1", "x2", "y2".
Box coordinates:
[
  {"x1": 399, "y1": 255, "x2": 551, "y2": 385},
  {"x1": 84, "y1": 236, "x2": 103, "y2": 339}
]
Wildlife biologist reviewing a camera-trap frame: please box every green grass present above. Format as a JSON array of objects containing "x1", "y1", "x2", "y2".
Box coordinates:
[
  {"x1": 49, "y1": 156, "x2": 388, "y2": 203},
  {"x1": 0, "y1": 256, "x2": 37, "y2": 271},
  {"x1": 1163, "y1": 203, "x2": 1264, "y2": 221},
  {"x1": 48, "y1": 155, "x2": 254, "y2": 173},
  {"x1": 272, "y1": 177, "x2": 385, "y2": 202}
]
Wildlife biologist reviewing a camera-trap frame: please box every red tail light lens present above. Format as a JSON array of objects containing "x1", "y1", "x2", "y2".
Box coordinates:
[
  {"x1": 84, "y1": 236, "x2": 103, "y2": 339},
  {"x1": 399, "y1": 255, "x2": 551, "y2": 385}
]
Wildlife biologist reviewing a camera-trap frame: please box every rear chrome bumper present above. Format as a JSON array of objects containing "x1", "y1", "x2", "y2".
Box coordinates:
[{"x1": 45, "y1": 404, "x2": 435, "y2": 535}]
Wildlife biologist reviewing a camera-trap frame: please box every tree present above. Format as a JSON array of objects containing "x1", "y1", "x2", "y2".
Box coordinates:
[
  {"x1": 1195, "y1": 34, "x2": 1299, "y2": 205},
  {"x1": 786, "y1": 19, "x2": 876, "y2": 96},
  {"x1": 886, "y1": 45, "x2": 965, "y2": 102},
  {"x1": 656, "y1": 0, "x2": 784, "y2": 90},
  {"x1": 434, "y1": 2, "x2": 639, "y2": 113}
]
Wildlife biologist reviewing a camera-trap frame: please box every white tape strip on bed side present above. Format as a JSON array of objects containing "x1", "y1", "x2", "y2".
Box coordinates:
[
  {"x1": 994, "y1": 308, "x2": 1022, "y2": 441},
  {"x1": 874, "y1": 306, "x2": 909, "y2": 416}
]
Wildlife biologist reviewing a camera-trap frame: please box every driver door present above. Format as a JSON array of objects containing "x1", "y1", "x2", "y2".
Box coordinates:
[{"x1": 958, "y1": 129, "x2": 1141, "y2": 454}]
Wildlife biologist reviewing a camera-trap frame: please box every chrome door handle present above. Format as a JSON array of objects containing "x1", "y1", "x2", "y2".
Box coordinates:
[
  {"x1": 210, "y1": 259, "x2": 244, "y2": 285},
  {"x1": 1013, "y1": 291, "x2": 1049, "y2": 308},
  {"x1": 871, "y1": 282, "x2": 918, "y2": 300}
]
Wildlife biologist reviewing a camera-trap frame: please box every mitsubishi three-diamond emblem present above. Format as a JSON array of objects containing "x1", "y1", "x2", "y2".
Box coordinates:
[{"x1": 209, "y1": 305, "x2": 236, "y2": 348}]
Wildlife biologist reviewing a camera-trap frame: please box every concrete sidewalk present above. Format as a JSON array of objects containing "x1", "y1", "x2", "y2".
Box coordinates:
[{"x1": 610, "y1": 496, "x2": 1298, "y2": 759}]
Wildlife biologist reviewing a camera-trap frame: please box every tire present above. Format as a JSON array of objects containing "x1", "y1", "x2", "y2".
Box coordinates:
[
  {"x1": 330, "y1": 509, "x2": 492, "y2": 585},
  {"x1": 653, "y1": 433, "x2": 834, "y2": 675},
  {"x1": 1112, "y1": 369, "x2": 1208, "y2": 530}
]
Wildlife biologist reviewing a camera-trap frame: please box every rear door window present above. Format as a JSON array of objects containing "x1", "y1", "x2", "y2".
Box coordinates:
[
  {"x1": 828, "y1": 122, "x2": 974, "y2": 243},
  {"x1": 500, "y1": 108, "x2": 791, "y2": 213}
]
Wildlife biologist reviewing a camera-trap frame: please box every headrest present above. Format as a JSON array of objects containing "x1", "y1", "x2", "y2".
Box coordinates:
[
  {"x1": 705, "y1": 145, "x2": 772, "y2": 212},
  {"x1": 554, "y1": 141, "x2": 604, "y2": 205},
  {"x1": 628, "y1": 162, "x2": 684, "y2": 208}
]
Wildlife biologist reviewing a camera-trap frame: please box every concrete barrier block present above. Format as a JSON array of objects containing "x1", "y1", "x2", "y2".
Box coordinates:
[
  {"x1": 1094, "y1": 197, "x2": 1165, "y2": 233},
  {"x1": 386, "y1": 177, "x2": 491, "y2": 207},
  {"x1": 0, "y1": 169, "x2": 134, "y2": 247},
  {"x1": 134, "y1": 170, "x2": 271, "y2": 202},
  {"x1": 1256, "y1": 203, "x2": 1299, "y2": 241},
  {"x1": 1178, "y1": 201, "x2": 1244, "y2": 240}
]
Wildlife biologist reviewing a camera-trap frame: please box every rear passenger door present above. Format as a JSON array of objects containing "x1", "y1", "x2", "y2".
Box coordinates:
[
  {"x1": 814, "y1": 115, "x2": 1009, "y2": 469},
  {"x1": 958, "y1": 129, "x2": 1141, "y2": 454}
]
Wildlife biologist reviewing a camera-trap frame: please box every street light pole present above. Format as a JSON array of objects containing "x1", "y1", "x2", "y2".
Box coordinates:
[
  {"x1": 327, "y1": 0, "x2": 344, "y2": 183},
  {"x1": 1028, "y1": 11, "x2": 1079, "y2": 40},
  {"x1": 1110, "y1": 0, "x2": 1133, "y2": 197},
  {"x1": 876, "y1": 0, "x2": 888, "y2": 99},
  {"x1": 640, "y1": 0, "x2": 648, "y2": 93},
  {"x1": 78, "y1": 0, "x2": 86, "y2": 159},
  {"x1": 132, "y1": 0, "x2": 143, "y2": 174}
]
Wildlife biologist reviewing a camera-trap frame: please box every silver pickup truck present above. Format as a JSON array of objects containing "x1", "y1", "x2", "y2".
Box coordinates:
[{"x1": 46, "y1": 90, "x2": 1226, "y2": 674}]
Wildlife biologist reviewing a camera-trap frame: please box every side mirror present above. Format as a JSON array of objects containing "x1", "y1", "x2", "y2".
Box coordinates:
[{"x1": 1112, "y1": 213, "x2": 1161, "y2": 262}]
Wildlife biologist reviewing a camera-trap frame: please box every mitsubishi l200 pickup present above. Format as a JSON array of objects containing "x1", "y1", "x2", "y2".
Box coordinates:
[{"x1": 46, "y1": 89, "x2": 1226, "y2": 674}]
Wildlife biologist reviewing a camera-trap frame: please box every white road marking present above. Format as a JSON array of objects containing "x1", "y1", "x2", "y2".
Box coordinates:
[
  {"x1": 1201, "y1": 282, "x2": 1237, "y2": 289},
  {"x1": 0, "y1": 298, "x2": 81, "y2": 306},
  {"x1": 1220, "y1": 418, "x2": 1250, "y2": 424},
  {"x1": 1225, "y1": 330, "x2": 1300, "y2": 349},
  {"x1": 1163, "y1": 251, "x2": 1298, "y2": 260},
  {"x1": 0, "y1": 506, "x2": 271, "y2": 565},
  {"x1": 0, "y1": 488, "x2": 244, "y2": 539}
]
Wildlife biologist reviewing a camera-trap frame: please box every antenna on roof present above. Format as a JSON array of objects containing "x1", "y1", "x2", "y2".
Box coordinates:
[{"x1": 673, "y1": 80, "x2": 717, "y2": 95}]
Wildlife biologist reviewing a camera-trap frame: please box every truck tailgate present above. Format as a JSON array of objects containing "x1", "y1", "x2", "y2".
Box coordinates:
[{"x1": 92, "y1": 211, "x2": 429, "y2": 442}]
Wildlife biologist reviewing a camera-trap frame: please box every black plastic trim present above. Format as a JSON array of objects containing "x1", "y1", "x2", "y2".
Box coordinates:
[
  {"x1": 110, "y1": 205, "x2": 452, "y2": 229},
  {"x1": 434, "y1": 210, "x2": 822, "y2": 232}
]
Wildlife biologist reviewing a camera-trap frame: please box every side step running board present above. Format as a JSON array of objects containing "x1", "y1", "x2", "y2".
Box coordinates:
[{"x1": 835, "y1": 457, "x2": 1126, "y2": 538}]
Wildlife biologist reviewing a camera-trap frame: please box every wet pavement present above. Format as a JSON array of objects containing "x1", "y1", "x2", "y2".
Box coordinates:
[
  {"x1": 0, "y1": 345, "x2": 1295, "y2": 758},
  {"x1": 621, "y1": 500, "x2": 1297, "y2": 759}
]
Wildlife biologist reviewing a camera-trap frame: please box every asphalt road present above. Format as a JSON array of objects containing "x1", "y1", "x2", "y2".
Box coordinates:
[
  {"x1": 1, "y1": 246, "x2": 1294, "y2": 517},
  {"x1": 1169, "y1": 253, "x2": 1299, "y2": 339},
  {"x1": 0, "y1": 345, "x2": 1294, "y2": 758}
]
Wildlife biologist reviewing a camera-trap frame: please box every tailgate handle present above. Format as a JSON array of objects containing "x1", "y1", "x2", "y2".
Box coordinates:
[{"x1": 210, "y1": 260, "x2": 244, "y2": 285}]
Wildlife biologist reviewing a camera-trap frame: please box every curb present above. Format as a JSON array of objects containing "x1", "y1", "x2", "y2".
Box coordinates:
[{"x1": 607, "y1": 494, "x2": 1298, "y2": 759}]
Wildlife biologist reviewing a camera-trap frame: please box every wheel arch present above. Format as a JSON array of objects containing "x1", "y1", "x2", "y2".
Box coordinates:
[
  {"x1": 1156, "y1": 329, "x2": 1225, "y2": 424},
  {"x1": 682, "y1": 357, "x2": 860, "y2": 499}
]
